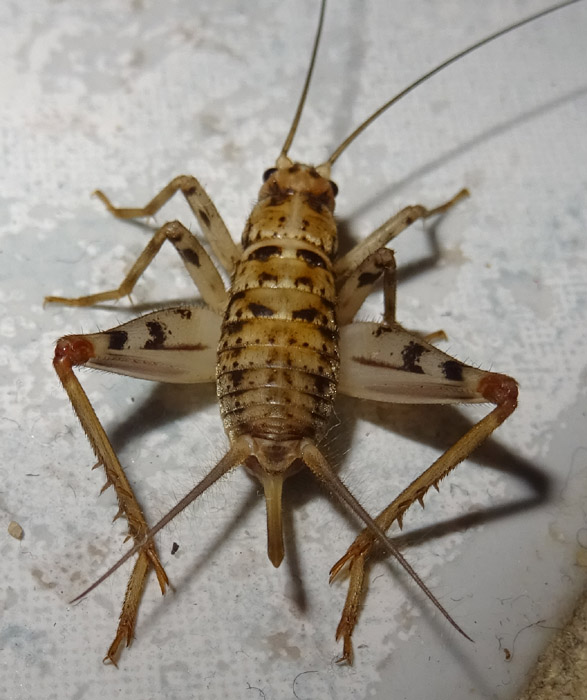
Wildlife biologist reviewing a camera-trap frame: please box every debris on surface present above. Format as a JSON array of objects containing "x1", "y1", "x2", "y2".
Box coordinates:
[{"x1": 8, "y1": 521, "x2": 24, "y2": 540}]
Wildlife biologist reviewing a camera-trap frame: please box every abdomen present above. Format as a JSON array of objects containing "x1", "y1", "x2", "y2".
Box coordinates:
[{"x1": 217, "y1": 201, "x2": 339, "y2": 443}]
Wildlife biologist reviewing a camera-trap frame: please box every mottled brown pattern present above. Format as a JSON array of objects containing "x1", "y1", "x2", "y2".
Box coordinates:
[{"x1": 217, "y1": 164, "x2": 339, "y2": 442}]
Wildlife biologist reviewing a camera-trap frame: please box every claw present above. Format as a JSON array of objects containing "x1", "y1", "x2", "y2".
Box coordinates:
[
  {"x1": 330, "y1": 532, "x2": 373, "y2": 583},
  {"x1": 329, "y1": 553, "x2": 351, "y2": 583},
  {"x1": 335, "y1": 619, "x2": 355, "y2": 665}
]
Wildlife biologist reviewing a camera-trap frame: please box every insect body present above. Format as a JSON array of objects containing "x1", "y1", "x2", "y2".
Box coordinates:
[
  {"x1": 46, "y1": 0, "x2": 577, "y2": 666},
  {"x1": 217, "y1": 161, "x2": 341, "y2": 567}
]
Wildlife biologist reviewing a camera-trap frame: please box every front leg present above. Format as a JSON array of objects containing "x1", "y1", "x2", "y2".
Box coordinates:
[
  {"x1": 337, "y1": 246, "x2": 447, "y2": 342},
  {"x1": 337, "y1": 247, "x2": 398, "y2": 326}
]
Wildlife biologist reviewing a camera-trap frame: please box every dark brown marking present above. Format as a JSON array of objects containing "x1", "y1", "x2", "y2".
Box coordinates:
[
  {"x1": 227, "y1": 347, "x2": 246, "y2": 361},
  {"x1": 351, "y1": 345, "x2": 427, "y2": 373},
  {"x1": 145, "y1": 321, "x2": 166, "y2": 349},
  {"x1": 162, "y1": 343, "x2": 207, "y2": 351},
  {"x1": 317, "y1": 326, "x2": 337, "y2": 343},
  {"x1": 248, "y1": 245, "x2": 282, "y2": 262},
  {"x1": 258, "y1": 271, "x2": 278, "y2": 285},
  {"x1": 305, "y1": 191, "x2": 332, "y2": 214},
  {"x1": 305, "y1": 193, "x2": 324, "y2": 214},
  {"x1": 374, "y1": 325, "x2": 392, "y2": 337},
  {"x1": 357, "y1": 271, "x2": 381, "y2": 288},
  {"x1": 401, "y1": 341, "x2": 427, "y2": 374},
  {"x1": 292, "y1": 307, "x2": 319, "y2": 323},
  {"x1": 171, "y1": 542, "x2": 179, "y2": 555},
  {"x1": 442, "y1": 360, "x2": 464, "y2": 382},
  {"x1": 108, "y1": 330, "x2": 128, "y2": 350},
  {"x1": 181, "y1": 248, "x2": 200, "y2": 267},
  {"x1": 242, "y1": 221, "x2": 253, "y2": 243},
  {"x1": 294, "y1": 276, "x2": 312, "y2": 289},
  {"x1": 249, "y1": 302, "x2": 275, "y2": 318},
  {"x1": 313, "y1": 375, "x2": 331, "y2": 396},
  {"x1": 268, "y1": 192, "x2": 291, "y2": 207},
  {"x1": 185, "y1": 186, "x2": 197, "y2": 196},
  {"x1": 296, "y1": 248, "x2": 327, "y2": 269},
  {"x1": 352, "y1": 356, "x2": 398, "y2": 370},
  {"x1": 173, "y1": 308, "x2": 192, "y2": 320},
  {"x1": 198, "y1": 209, "x2": 211, "y2": 229},
  {"x1": 223, "y1": 319, "x2": 245, "y2": 335}
]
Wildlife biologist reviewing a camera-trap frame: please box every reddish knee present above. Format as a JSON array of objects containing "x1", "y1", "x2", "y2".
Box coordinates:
[
  {"x1": 54, "y1": 336, "x2": 95, "y2": 367},
  {"x1": 478, "y1": 372, "x2": 518, "y2": 411}
]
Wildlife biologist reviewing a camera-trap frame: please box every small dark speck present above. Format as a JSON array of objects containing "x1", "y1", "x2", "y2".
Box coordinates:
[{"x1": 171, "y1": 542, "x2": 179, "y2": 555}]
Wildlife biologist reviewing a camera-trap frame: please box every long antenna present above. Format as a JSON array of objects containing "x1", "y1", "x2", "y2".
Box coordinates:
[
  {"x1": 279, "y1": 0, "x2": 327, "y2": 160},
  {"x1": 324, "y1": 0, "x2": 582, "y2": 167}
]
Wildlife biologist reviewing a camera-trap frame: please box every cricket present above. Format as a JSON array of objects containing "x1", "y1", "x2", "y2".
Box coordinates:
[{"x1": 45, "y1": 0, "x2": 579, "y2": 666}]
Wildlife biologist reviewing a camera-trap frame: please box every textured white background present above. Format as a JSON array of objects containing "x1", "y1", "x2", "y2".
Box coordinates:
[{"x1": 2, "y1": 1, "x2": 587, "y2": 699}]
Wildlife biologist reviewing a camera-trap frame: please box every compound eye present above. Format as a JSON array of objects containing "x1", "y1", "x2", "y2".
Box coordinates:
[
  {"x1": 329, "y1": 180, "x2": 339, "y2": 197},
  {"x1": 263, "y1": 168, "x2": 277, "y2": 182}
]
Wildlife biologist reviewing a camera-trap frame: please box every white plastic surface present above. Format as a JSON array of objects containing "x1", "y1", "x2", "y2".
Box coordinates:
[{"x1": 2, "y1": 2, "x2": 587, "y2": 699}]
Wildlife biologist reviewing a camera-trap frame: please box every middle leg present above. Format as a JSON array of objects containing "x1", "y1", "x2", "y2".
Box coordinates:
[
  {"x1": 337, "y1": 245, "x2": 447, "y2": 342},
  {"x1": 334, "y1": 188, "x2": 469, "y2": 281},
  {"x1": 94, "y1": 174, "x2": 241, "y2": 272},
  {"x1": 46, "y1": 220, "x2": 228, "y2": 313}
]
